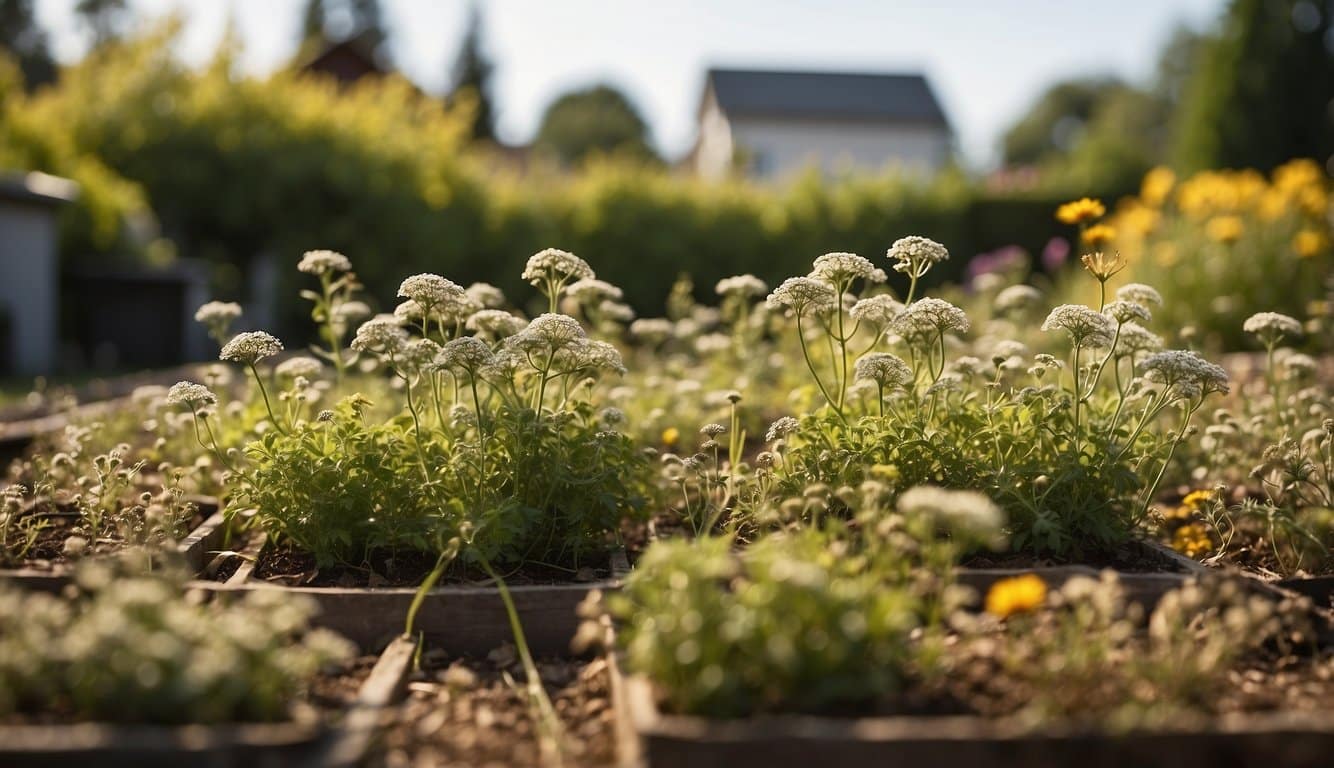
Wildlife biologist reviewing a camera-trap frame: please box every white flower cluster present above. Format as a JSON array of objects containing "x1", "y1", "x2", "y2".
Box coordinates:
[
  {"x1": 1041, "y1": 304, "x2": 1115, "y2": 347},
  {"x1": 521, "y1": 248, "x2": 595, "y2": 285},
  {"x1": 165, "y1": 381, "x2": 218, "y2": 408},
  {"x1": 193, "y1": 301, "x2": 242, "y2": 325},
  {"x1": 275, "y1": 356, "x2": 323, "y2": 380},
  {"x1": 629, "y1": 318, "x2": 674, "y2": 344},
  {"x1": 1116, "y1": 322, "x2": 1163, "y2": 355},
  {"x1": 1103, "y1": 300, "x2": 1152, "y2": 325},
  {"x1": 398, "y1": 273, "x2": 468, "y2": 309},
  {"x1": 333, "y1": 300, "x2": 372, "y2": 324},
  {"x1": 466, "y1": 282, "x2": 506, "y2": 308},
  {"x1": 887, "y1": 236, "x2": 949, "y2": 276},
  {"x1": 897, "y1": 484, "x2": 1003, "y2": 537},
  {"x1": 765, "y1": 416, "x2": 800, "y2": 443},
  {"x1": 715, "y1": 274, "x2": 768, "y2": 297},
  {"x1": 467, "y1": 309, "x2": 527, "y2": 339},
  {"x1": 810, "y1": 252, "x2": 885, "y2": 285},
  {"x1": 1142, "y1": 350, "x2": 1230, "y2": 398},
  {"x1": 351, "y1": 315, "x2": 410, "y2": 356},
  {"x1": 994, "y1": 284, "x2": 1043, "y2": 313},
  {"x1": 566, "y1": 278, "x2": 624, "y2": 304},
  {"x1": 1115, "y1": 283, "x2": 1163, "y2": 307},
  {"x1": 556, "y1": 338, "x2": 626, "y2": 375},
  {"x1": 1242, "y1": 312, "x2": 1303, "y2": 341},
  {"x1": 849, "y1": 294, "x2": 905, "y2": 328},
  {"x1": 766, "y1": 277, "x2": 837, "y2": 315},
  {"x1": 854, "y1": 353, "x2": 914, "y2": 389},
  {"x1": 297, "y1": 249, "x2": 352, "y2": 275},
  {"x1": 219, "y1": 331, "x2": 284, "y2": 365},
  {"x1": 890, "y1": 297, "x2": 970, "y2": 340},
  {"x1": 506, "y1": 313, "x2": 588, "y2": 358},
  {"x1": 436, "y1": 336, "x2": 496, "y2": 374}
]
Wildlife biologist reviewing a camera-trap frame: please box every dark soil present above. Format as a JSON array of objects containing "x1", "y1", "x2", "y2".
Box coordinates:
[
  {"x1": 962, "y1": 540, "x2": 1184, "y2": 573},
  {"x1": 370, "y1": 649, "x2": 617, "y2": 768},
  {"x1": 4, "y1": 500, "x2": 206, "y2": 571},
  {"x1": 252, "y1": 542, "x2": 615, "y2": 588}
]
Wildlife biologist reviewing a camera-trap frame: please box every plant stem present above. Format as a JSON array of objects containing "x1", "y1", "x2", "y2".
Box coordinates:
[
  {"x1": 404, "y1": 548, "x2": 455, "y2": 636},
  {"x1": 248, "y1": 363, "x2": 286, "y2": 434}
]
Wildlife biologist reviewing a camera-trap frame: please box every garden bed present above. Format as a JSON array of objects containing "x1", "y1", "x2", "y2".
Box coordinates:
[
  {"x1": 369, "y1": 643, "x2": 619, "y2": 767},
  {"x1": 200, "y1": 531, "x2": 632, "y2": 654},
  {"x1": 0, "y1": 495, "x2": 226, "y2": 591},
  {"x1": 0, "y1": 634, "x2": 415, "y2": 768},
  {"x1": 614, "y1": 653, "x2": 1334, "y2": 768}
]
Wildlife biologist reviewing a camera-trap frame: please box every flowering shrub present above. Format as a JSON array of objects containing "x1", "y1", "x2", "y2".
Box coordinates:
[
  {"x1": 739, "y1": 237, "x2": 1227, "y2": 556},
  {"x1": 179, "y1": 250, "x2": 652, "y2": 571},
  {"x1": 1105, "y1": 160, "x2": 1333, "y2": 349},
  {"x1": 0, "y1": 559, "x2": 352, "y2": 723}
]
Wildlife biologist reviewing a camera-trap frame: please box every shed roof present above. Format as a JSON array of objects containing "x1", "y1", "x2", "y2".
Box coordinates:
[{"x1": 706, "y1": 68, "x2": 949, "y2": 126}]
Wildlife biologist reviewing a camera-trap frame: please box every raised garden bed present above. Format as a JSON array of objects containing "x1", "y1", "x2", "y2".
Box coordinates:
[
  {"x1": 0, "y1": 635, "x2": 415, "y2": 768},
  {"x1": 613, "y1": 647, "x2": 1334, "y2": 768},
  {"x1": 0, "y1": 495, "x2": 227, "y2": 591},
  {"x1": 198, "y1": 530, "x2": 632, "y2": 654}
]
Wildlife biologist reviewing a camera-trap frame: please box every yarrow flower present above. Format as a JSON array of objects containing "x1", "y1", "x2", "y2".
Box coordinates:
[
  {"x1": 766, "y1": 277, "x2": 837, "y2": 315},
  {"x1": 565, "y1": 278, "x2": 624, "y2": 304},
  {"x1": 887, "y1": 236, "x2": 949, "y2": 277},
  {"x1": 556, "y1": 338, "x2": 626, "y2": 375},
  {"x1": 165, "y1": 381, "x2": 217, "y2": 409},
  {"x1": 350, "y1": 316, "x2": 409, "y2": 355},
  {"x1": 1103, "y1": 300, "x2": 1152, "y2": 325},
  {"x1": 298, "y1": 249, "x2": 352, "y2": 275},
  {"x1": 629, "y1": 318, "x2": 674, "y2": 344},
  {"x1": 1142, "y1": 350, "x2": 1230, "y2": 398},
  {"x1": 765, "y1": 416, "x2": 800, "y2": 443},
  {"x1": 509, "y1": 313, "x2": 587, "y2": 355},
  {"x1": 1115, "y1": 322, "x2": 1163, "y2": 355},
  {"x1": 398, "y1": 274, "x2": 468, "y2": 311},
  {"x1": 521, "y1": 248, "x2": 595, "y2": 285},
  {"x1": 1242, "y1": 312, "x2": 1303, "y2": 343},
  {"x1": 1041, "y1": 304, "x2": 1115, "y2": 347},
  {"x1": 890, "y1": 297, "x2": 970, "y2": 340},
  {"x1": 435, "y1": 336, "x2": 496, "y2": 374},
  {"x1": 333, "y1": 301, "x2": 372, "y2": 323},
  {"x1": 466, "y1": 282, "x2": 506, "y2": 308},
  {"x1": 994, "y1": 284, "x2": 1043, "y2": 313},
  {"x1": 715, "y1": 274, "x2": 768, "y2": 297},
  {"x1": 1115, "y1": 283, "x2": 1163, "y2": 307},
  {"x1": 275, "y1": 356, "x2": 323, "y2": 380},
  {"x1": 854, "y1": 353, "x2": 913, "y2": 389},
  {"x1": 466, "y1": 309, "x2": 527, "y2": 339},
  {"x1": 897, "y1": 485, "x2": 1004, "y2": 537},
  {"x1": 810, "y1": 252, "x2": 883, "y2": 285},
  {"x1": 194, "y1": 301, "x2": 242, "y2": 326},
  {"x1": 849, "y1": 294, "x2": 905, "y2": 328},
  {"x1": 220, "y1": 331, "x2": 284, "y2": 365},
  {"x1": 700, "y1": 423, "x2": 727, "y2": 437}
]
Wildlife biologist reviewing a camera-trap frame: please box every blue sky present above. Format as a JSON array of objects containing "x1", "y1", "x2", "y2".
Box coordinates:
[{"x1": 36, "y1": 0, "x2": 1228, "y2": 167}]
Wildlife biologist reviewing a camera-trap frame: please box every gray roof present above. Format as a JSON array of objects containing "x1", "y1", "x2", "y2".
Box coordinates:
[{"x1": 706, "y1": 68, "x2": 949, "y2": 127}]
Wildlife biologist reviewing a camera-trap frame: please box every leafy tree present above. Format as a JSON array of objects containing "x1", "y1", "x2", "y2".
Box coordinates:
[
  {"x1": 1000, "y1": 78, "x2": 1132, "y2": 167},
  {"x1": 533, "y1": 85, "x2": 659, "y2": 167},
  {"x1": 300, "y1": 0, "x2": 329, "y2": 52},
  {"x1": 75, "y1": 0, "x2": 129, "y2": 49},
  {"x1": 1173, "y1": 0, "x2": 1334, "y2": 172},
  {"x1": 447, "y1": 3, "x2": 495, "y2": 143},
  {"x1": 298, "y1": 0, "x2": 389, "y2": 62},
  {"x1": 0, "y1": 0, "x2": 56, "y2": 91}
]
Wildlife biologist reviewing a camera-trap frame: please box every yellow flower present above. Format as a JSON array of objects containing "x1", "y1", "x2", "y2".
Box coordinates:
[
  {"x1": 1080, "y1": 223, "x2": 1117, "y2": 247},
  {"x1": 1056, "y1": 197, "x2": 1106, "y2": 225},
  {"x1": 1293, "y1": 229, "x2": 1328, "y2": 258},
  {"x1": 1206, "y1": 215, "x2": 1245, "y2": 244},
  {"x1": 1181, "y1": 489, "x2": 1214, "y2": 511},
  {"x1": 1141, "y1": 166, "x2": 1176, "y2": 207},
  {"x1": 1080, "y1": 250, "x2": 1126, "y2": 281},
  {"x1": 985, "y1": 573, "x2": 1048, "y2": 618},
  {"x1": 1171, "y1": 522, "x2": 1213, "y2": 559},
  {"x1": 661, "y1": 426, "x2": 680, "y2": 447}
]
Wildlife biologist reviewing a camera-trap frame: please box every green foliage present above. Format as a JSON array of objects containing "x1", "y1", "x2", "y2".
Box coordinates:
[
  {"x1": 0, "y1": 560, "x2": 353, "y2": 723},
  {"x1": 0, "y1": 0, "x2": 56, "y2": 91},
  {"x1": 1173, "y1": 0, "x2": 1334, "y2": 172},
  {"x1": 533, "y1": 84, "x2": 660, "y2": 167}
]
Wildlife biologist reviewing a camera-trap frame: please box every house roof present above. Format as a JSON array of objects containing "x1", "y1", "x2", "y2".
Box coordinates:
[{"x1": 705, "y1": 68, "x2": 950, "y2": 127}]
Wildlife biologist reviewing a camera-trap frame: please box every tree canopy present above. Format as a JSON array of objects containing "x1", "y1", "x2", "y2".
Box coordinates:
[{"x1": 533, "y1": 84, "x2": 659, "y2": 167}]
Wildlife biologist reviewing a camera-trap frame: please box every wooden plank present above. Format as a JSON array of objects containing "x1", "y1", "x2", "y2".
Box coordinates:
[
  {"x1": 304, "y1": 635, "x2": 416, "y2": 768},
  {"x1": 622, "y1": 672, "x2": 1334, "y2": 768},
  {"x1": 0, "y1": 720, "x2": 323, "y2": 768},
  {"x1": 225, "y1": 531, "x2": 268, "y2": 586}
]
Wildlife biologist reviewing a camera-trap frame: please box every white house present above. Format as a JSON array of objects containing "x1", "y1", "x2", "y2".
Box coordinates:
[{"x1": 692, "y1": 68, "x2": 954, "y2": 180}]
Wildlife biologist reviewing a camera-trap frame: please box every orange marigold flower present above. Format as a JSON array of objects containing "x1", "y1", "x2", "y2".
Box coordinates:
[
  {"x1": 1081, "y1": 224, "x2": 1117, "y2": 247},
  {"x1": 985, "y1": 573, "x2": 1048, "y2": 618},
  {"x1": 1056, "y1": 197, "x2": 1106, "y2": 225}
]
